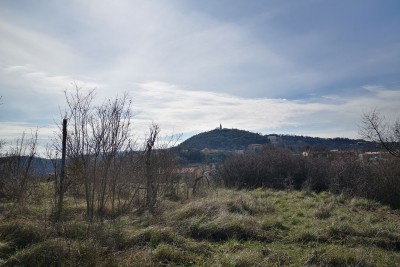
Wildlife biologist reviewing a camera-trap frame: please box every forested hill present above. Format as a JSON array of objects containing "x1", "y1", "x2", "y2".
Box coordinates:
[
  {"x1": 179, "y1": 128, "x2": 270, "y2": 150},
  {"x1": 179, "y1": 128, "x2": 379, "y2": 152}
]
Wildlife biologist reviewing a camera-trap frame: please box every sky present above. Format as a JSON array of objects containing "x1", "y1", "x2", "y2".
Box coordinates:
[{"x1": 1, "y1": 0, "x2": 400, "y2": 154}]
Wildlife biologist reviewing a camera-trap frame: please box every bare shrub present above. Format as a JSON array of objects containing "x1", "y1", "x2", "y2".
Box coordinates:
[
  {"x1": 326, "y1": 155, "x2": 400, "y2": 209},
  {"x1": 0, "y1": 130, "x2": 39, "y2": 205},
  {"x1": 366, "y1": 158, "x2": 400, "y2": 209},
  {"x1": 140, "y1": 125, "x2": 182, "y2": 211},
  {"x1": 302, "y1": 157, "x2": 331, "y2": 193},
  {"x1": 53, "y1": 87, "x2": 181, "y2": 219},
  {"x1": 57, "y1": 87, "x2": 135, "y2": 220},
  {"x1": 218, "y1": 146, "x2": 306, "y2": 190},
  {"x1": 360, "y1": 110, "x2": 400, "y2": 158}
]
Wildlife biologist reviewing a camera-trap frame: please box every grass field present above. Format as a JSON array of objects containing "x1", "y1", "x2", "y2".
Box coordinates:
[{"x1": 1, "y1": 187, "x2": 400, "y2": 266}]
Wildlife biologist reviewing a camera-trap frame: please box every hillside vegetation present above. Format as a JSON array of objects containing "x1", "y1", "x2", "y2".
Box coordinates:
[
  {"x1": 180, "y1": 128, "x2": 270, "y2": 150},
  {"x1": 1, "y1": 187, "x2": 400, "y2": 266},
  {"x1": 178, "y1": 128, "x2": 379, "y2": 153},
  {"x1": 271, "y1": 135, "x2": 379, "y2": 152},
  {"x1": 176, "y1": 129, "x2": 382, "y2": 165}
]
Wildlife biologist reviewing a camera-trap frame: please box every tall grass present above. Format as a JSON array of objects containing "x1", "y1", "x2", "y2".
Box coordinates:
[{"x1": 0, "y1": 187, "x2": 400, "y2": 266}]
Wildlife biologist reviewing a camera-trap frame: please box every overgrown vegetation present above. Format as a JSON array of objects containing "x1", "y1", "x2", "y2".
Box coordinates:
[
  {"x1": 1, "y1": 188, "x2": 400, "y2": 266},
  {"x1": 218, "y1": 146, "x2": 306, "y2": 190},
  {"x1": 0, "y1": 130, "x2": 40, "y2": 205},
  {"x1": 218, "y1": 145, "x2": 400, "y2": 209},
  {"x1": 270, "y1": 135, "x2": 379, "y2": 153}
]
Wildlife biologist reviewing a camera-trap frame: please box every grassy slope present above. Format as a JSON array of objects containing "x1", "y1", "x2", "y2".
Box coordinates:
[{"x1": 1, "y1": 188, "x2": 400, "y2": 266}]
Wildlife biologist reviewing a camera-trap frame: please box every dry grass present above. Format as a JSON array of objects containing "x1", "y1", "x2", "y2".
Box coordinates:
[{"x1": 1, "y1": 186, "x2": 400, "y2": 266}]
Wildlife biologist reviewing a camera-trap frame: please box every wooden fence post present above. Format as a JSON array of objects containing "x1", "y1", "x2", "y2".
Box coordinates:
[{"x1": 56, "y1": 118, "x2": 67, "y2": 220}]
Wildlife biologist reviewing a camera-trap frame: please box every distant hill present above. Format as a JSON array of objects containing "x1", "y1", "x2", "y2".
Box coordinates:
[
  {"x1": 179, "y1": 128, "x2": 381, "y2": 153},
  {"x1": 0, "y1": 156, "x2": 57, "y2": 177},
  {"x1": 179, "y1": 128, "x2": 270, "y2": 150}
]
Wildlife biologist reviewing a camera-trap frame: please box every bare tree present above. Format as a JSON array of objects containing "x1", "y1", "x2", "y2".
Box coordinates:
[
  {"x1": 110, "y1": 143, "x2": 142, "y2": 214},
  {"x1": 57, "y1": 86, "x2": 134, "y2": 220},
  {"x1": 54, "y1": 86, "x2": 181, "y2": 218},
  {"x1": 0, "y1": 130, "x2": 39, "y2": 205},
  {"x1": 144, "y1": 123, "x2": 159, "y2": 212},
  {"x1": 90, "y1": 94, "x2": 132, "y2": 216},
  {"x1": 360, "y1": 110, "x2": 400, "y2": 158},
  {"x1": 61, "y1": 87, "x2": 96, "y2": 220},
  {"x1": 141, "y1": 124, "x2": 184, "y2": 210}
]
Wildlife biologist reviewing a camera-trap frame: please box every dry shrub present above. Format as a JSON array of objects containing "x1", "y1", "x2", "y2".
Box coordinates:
[
  {"x1": 303, "y1": 158, "x2": 331, "y2": 193},
  {"x1": 219, "y1": 143, "x2": 400, "y2": 210},
  {"x1": 218, "y1": 146, "x2": 306, "y2": 190},
  {"x1": 368, "y1": 158, "x2": 400, "y2": 209}
]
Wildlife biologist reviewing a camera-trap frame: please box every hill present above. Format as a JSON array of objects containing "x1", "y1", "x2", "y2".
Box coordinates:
[
  {"x1": 179, "y1": 128, "x2": 380, "y2": 153},
  {"x1": 179, "y1": 128, "x2": 270, "y2": 150},
  {"x1": 0, "y1": 156, "x2": 57, "y2": 176}
]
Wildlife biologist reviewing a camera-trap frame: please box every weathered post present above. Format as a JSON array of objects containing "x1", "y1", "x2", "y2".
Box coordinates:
[
  {"x1": 145, "y1": 142, "x2": 154, "y2": 211},
  {"x1": 56, "y1": 118, "x2": 67, "y2": 220}
]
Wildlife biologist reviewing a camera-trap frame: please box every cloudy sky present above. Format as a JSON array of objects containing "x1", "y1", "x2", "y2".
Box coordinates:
[{"x1": 1, "y1": 0, "x2": 400, "y2": 153}]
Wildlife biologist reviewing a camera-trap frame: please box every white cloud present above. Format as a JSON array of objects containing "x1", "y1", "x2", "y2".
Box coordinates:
[
  {"x1": 0, "y1": 63, "x2": 103, "y2": 125},
  {"x1": 58, "y1": 0, "x2": 305, "y2": 97},
  {"x1": 1, "y1": 0, "x2": 400, "y2": 154},
  {"x1": 0, "y1": 19, "x2": 81, "y2": 73},
  {"x1": 133, "y1": 82, "x2": 400, "y2": 139}
]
